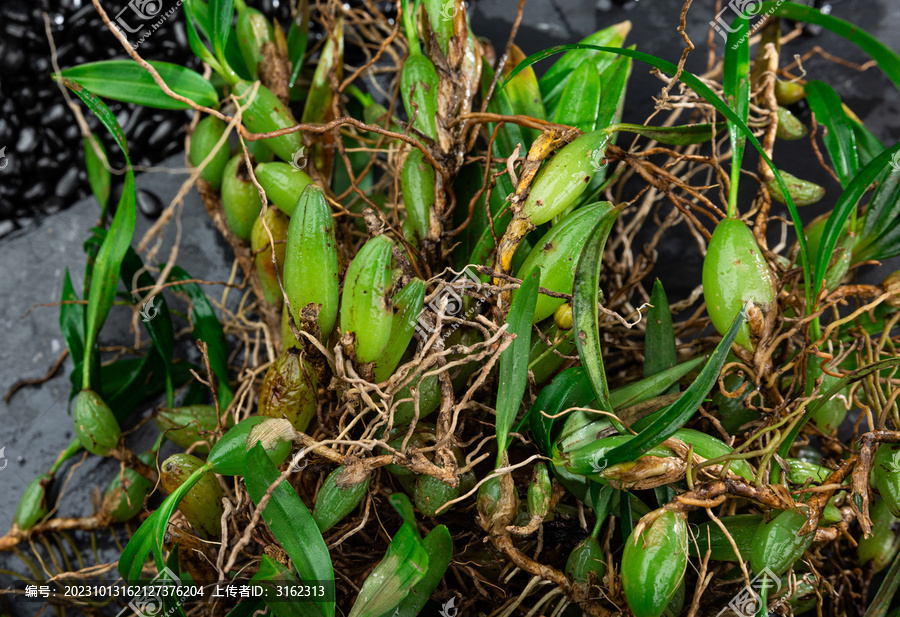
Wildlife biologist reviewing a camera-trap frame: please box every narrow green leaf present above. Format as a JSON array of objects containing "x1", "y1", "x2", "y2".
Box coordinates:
[
  {"x1": 539, "y1": 21, "x2": 630, "y2": 118},
  {"x1": 60, "y1": 61, "x2": 218, "y2": 110},
  {"x1": 224, "y1": 600, "x2": 267, "y2": 617},
  {"x1": 82, "y1": 133, "x2": 110, "y2": 211},
  {"x1": 347, "y1": 494, "x2": 428, "y2": 617},
  {"x1": 777, "y1": 358, "x2": 900, "y2": 464},
  {"x1": 620, "y1": 489, "x2": 633, "y2": 537},
  {"x1": 60, "y1": 79, "x2": 128, "y2": 155},
  {"x1": 596, "y1": 51, "x2": 632, "y2": 131},
  {"x1": 61, "y1": 84, "x2": 136, "y2": 391},
  {"x1": 166, "y1": 265, "x2": 233, "y2": 411},
  {"x1": 183, "y1": 0, "x2": 225, "y2": 75},
  {"x1": 118, "y1": 465, "x2": 211, "y2": 581},
  {"x1": 805, "y1": 81, "x2": 859, "y2": 187},
  {"x1": 482, "y1": 61, "x2": 529, "y2": 158},
  {"x1": 60, "y1": 268, "x2": 84, "y2": 366},
  {"x1": 760, "y1": 2, "x2": 900, "y2": 92},
  {"x1": 301, "y1": 17, "x2": 343, "y2": 125},
  {"x1": 863, "y1": 544, "x2": 900, "y2": 617},
  {"x1": 724, "y1": 15, "x2": 750, "y2": 215},
  {"x1": 856, "y1": 168, "x2": 900, "y2": 261},
  {"x1": 252, "y1": 555, "x2": 327, "y2": 617},
  {"x1": 392, "y1": 525, "x2": 453, "y2": 617},
  {"x1": 504, "y1": 44, "x2": 809, "y2": 305},
  {"x1": 849, "y1": 114, "x2": 885, "y2": 166},
  {"x1": 496, "y1": 268, "x2": 540, "y2": 462},
  {"x1": 814, "y1": 143, "x2": 900, "y2": 300},
  {"x1": 529, "y1": 366, "x2": 594, "y2": 455},
  {"x1": 572, "y1": 205, "x2": 623, "y2": 417},
  {"x1": 245, "y1": 443, "x2": 335, "y2": 617},
  {"x1": 611, "y1": 357, "x2": 704, "y2": 412},
  {"x1": 287, "y1": 0, "x2": 310, "y2": 88},
  {"x1": 589, "y1": 305, "x2": 746, "y2": 471},
  {"x1": 121, "y1": 247, "x2": 176, "y2": 406},
  {"x1": 211, "y1": 0, "x2": 236, "y2": 70},
  {"x1": 644, "y1": 279, "x2": 677, "y2": 393},
  {"x1": 188, "y1": 0, "x2": 250, "y2": 80},
  {"x1": 606, "y1": 122, "x2": 719, "y2": 146},
  {"x1": 554, "y1": 59, "x2": 602, "y2": 133}
]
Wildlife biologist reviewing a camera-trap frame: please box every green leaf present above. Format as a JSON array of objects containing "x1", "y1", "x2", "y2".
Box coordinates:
[
  {"x1": 530, "y1": 366, "x2": 594, "y2": 455},
  {"x1": 723, "y1": 15, "x2": 750, "y2": 215},
  {"x1": 118, "y1": 465, "x2": 211, "y2": 581},
  {"x1": 211, "y1": 0, "x2": 236, "y2": 67},
  {"x1": 392, "y1": 525, "x2": 453, "y2": 617},
  {"x1": 252, "y1": 555, "x2": 327, "y2": 617},
  {"x1": 347, "y1": 494, "x2": 428, "y2": 617},
  {"x1": 572, "y1": 205, "x2": 623, "y2": 418},
  {"x1": 188, "y1": 0, "x2": 250, "y2": 81},
  {"x1": 60, "y1": 268, "x2": 84, "y2": 368},
  {"x1": 183, "y1": 0, "x2": 224, "y2": 75},
  {"x1": 287, "y1": 0, "x2": 310, "y2": 88},
  {"x1": 496, "y1": 268, "x2": 540, "y2": 463},
  {"x1": 644, "y1": 279, "x2": 677, "y2": 393},
  {"x1": 606, "y1": 122, "x2": 719, "y2": 146},
  {"x1": 166, "y1": 265, "x2": 233, "y2": 411},
  {"x1": 864, "y1": 542, "x2": 900, "y2": 617},
  {"x1": 849, "y1": 114, "x2": 885, "y2": 166},
  {"x1": 588, "y1": 305, "x2": 746, "y2": 471},
  {"x1": 814, "y1": 143, "x2": 900, "y2": 299},
  {"x1": 553, "y1": 59, "x2": 602, "y2": 133},
  {"x1": 482, "y1": 61, "x2": 530, "y2": 158},
  {"x1": 60, "y1": 79, "x2": 128, "y2": 155},
  {"x1": 777, "y1": 358, "x2": 900, "y2": 465},
  {"x1": 60, "y1": 61, "x2": 218, "y2": 110},
  {"x1": 60, "y1": 83, "x2": 136, "y2": 391},
  {"x1": 596, "y1": 51, "x2": 632, "y2": 131},
  {"x1": 121, "y1": 247, "x2": 176, "y2": 406},
  {"x1": 503, "y1": 43, "x2": 809, "y2": 305},
  {"x1": 609, "y1": 356, "x2": 704, "y2": 410},
  {"x1": 760, "y1": 2, "x2": 900, "y2": 93},
  {"x1": 855, "y1": 168, "x2": 900, "y2": 261},
  {"x1": 805, "y1": 81, "x2": 859, "y2": 187},
  {"x1": 244, "y1": 443, "x2": 335, "y2": 617},
  {"x1": 301, "y1": 17, "x2": 343, "y2": 125},
  {"x1": 83, "y1": 133, "x2": 110, "y2": 211},
  {"x1": 538, "y1": 21, "x2": 630, "y2": 119}
]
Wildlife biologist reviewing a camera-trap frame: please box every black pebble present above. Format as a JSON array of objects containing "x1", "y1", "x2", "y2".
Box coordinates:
[
  {"x1": 23, "y1": 181, "x2": 49, "y2": 202},
  {"x1": 147, "y1": 119, "x2": 176, "y2": 149},
  {"x1": 136, "y1": 188, "x2": 164, "y2": 219},
  {"x1": 44, "y1": 103, "x2": 69, "y2": 129},
  {"x1": 16, "y1": 127, "x2": 39, "y2": 154},
  {"x1": 55, "y1": 166, "x2": 80, "y2": 198}
]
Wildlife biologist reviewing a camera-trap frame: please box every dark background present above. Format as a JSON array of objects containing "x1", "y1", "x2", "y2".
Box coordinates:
[{"x1": 1, "y1": 0, "x2": 898, "y2": 613}]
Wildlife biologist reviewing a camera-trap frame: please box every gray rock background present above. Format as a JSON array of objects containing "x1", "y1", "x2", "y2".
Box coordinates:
[{"x1": 1, "y1": 0, "x2": 898, "y2": 612}]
